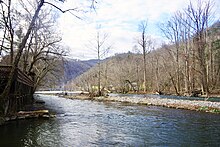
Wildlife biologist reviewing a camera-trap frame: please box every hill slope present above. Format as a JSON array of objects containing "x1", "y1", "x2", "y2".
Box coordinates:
[{"x1": 64, "y1": 59, "x2": 98, "y2": 83}]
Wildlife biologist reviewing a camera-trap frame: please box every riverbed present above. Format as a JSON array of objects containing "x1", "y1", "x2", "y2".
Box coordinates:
[{"x1": 0, "y1": 94, "x2": 220, "y2": 146}]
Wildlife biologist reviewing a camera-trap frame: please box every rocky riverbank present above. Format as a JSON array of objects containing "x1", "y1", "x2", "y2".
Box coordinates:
[{"x1": 64, "y1": 94, "x2": 220, "y2": 114}]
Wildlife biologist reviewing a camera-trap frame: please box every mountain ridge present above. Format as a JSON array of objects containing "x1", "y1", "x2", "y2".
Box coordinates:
[{"x1": 64, "y1": 58, "x2": 98, "y2": 83}]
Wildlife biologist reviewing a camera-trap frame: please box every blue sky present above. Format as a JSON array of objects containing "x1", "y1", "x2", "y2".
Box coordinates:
[{"x1": 58, "y1": 0, "x2": 220, "y2": 60}]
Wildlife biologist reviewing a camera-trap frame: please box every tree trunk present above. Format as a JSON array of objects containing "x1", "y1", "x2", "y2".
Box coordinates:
[
  {"x1": 97, "y1": 32, "x2": 101, "y2": 96},
  {"x1": 143, "y1": 49, "x2": 147, "y2": 92},
  {"x1": 196, "y1": 37, "x2": 209, "y2": 95},
  {"x1": 0, "y1": 0, "x2": 44, "y2": 115}
]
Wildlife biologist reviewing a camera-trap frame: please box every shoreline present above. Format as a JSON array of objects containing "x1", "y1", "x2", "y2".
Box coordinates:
[
  {"x1": 0, "y1": 99, "x2": 55, "y2": 126},
  {"x1": 64, "y1": 94, "x2": 220, "y2": 114},
  {"x1": 2, "y1": 93, "x2": 219, "y2": 125}
]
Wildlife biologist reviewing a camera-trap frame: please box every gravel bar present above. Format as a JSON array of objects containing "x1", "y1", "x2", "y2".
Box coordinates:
[{"x1": 65, "y1": 95, "x2": 220, "y2": 113}]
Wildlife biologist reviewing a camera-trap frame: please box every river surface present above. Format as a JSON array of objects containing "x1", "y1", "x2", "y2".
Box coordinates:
[{"x1": 0, "y1": 94, "x2": 220, "y2": 147}]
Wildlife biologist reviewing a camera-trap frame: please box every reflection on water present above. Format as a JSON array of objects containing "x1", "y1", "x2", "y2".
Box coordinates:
[{"x1": 0, "y1": 94, "x2": 220, "y2": 146}]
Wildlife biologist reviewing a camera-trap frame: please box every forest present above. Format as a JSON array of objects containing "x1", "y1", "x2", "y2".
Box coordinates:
[
  {"x1": 0, "y1": 0, "x2": 219, "y2": 116},
  {"x1": 66, "y1": 1, "x2": 220, "y2": 97},
  {"x1": 1, "y1": 1, "x2": 220, "y2": 145}
]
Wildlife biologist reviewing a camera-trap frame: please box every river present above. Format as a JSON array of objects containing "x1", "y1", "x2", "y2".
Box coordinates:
[{"x1": 0, "y1": 94, "x2": 220, "y2": 146}]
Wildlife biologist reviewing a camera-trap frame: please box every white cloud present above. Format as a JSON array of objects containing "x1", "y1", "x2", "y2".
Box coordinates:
[{"x1": 58, "y1": 0, "x2": 220, "y2": 60}]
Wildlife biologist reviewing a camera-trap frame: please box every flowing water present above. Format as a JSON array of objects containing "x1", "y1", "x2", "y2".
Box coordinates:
[{"x1": 0, "y1": 94, "x2": 220, "y2": 146}]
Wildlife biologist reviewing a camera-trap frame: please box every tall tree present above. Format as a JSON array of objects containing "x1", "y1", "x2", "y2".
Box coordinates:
[
  {"x1": 0, "y1": 0, "x2": 96, "y2": 115},
  {"x1": 0, "y1": 0, "x2": 44, "y2": 115},
  {"x1": 0, "y1": 0, "x2": 15, "y2": 64},
  {"x1": 160, "y1": 12, "x2": 185, "y2": 95},
  {"x1": 137, "y1": 21, "x2": 152, "y2": 92},
  {"x1": 90, "y1": 27, "x2": 111, "y2": 96},
  {"x1": 184, "y1": 0, "x2": 213, "y2": 95}
]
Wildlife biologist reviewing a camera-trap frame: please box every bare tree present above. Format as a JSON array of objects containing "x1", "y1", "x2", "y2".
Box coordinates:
[
  {"x1": 90, "y1": 27, "x2": 111, "y2": 96},
  {"x1": 0, "y1": 0, "x2": 96, "y2": 115},
  {"x1": 160, "y1": 13, "x2": 184, "y2": 95},
  {"x1": 0, "y1": 0, "x2": 16, "y2": 64},
  {"x1": 184, "y1": 0, "x2": 213, "y2": 95},
  {"x1": 137, "y1": 21, "x2": 152, "y2": 92},
  {"x1": 0, "y1": 0, "x2": 44, "y2": 115}
]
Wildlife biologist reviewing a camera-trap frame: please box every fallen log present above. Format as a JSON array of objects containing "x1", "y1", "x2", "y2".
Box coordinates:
[{"x1": 17, "y1": 110, "x2": 54, "y2": 119}]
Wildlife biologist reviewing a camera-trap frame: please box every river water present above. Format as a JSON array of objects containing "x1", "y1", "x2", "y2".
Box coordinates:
[{"x1": 0, "y1": 94, "x2": 220, "y2": 146}]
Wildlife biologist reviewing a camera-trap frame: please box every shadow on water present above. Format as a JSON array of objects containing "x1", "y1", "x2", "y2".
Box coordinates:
[
  {"x1": 0, "y1": 94, "x2": 220, "y2": 146},
  {"x1": 0, "y1": 119, "x2": 62, "y2": 147}
]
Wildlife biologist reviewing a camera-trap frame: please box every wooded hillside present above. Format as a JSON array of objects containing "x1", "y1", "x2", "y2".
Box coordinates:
[{"x1": 66, "y1": 20, "x2": 220, "y2": 96}]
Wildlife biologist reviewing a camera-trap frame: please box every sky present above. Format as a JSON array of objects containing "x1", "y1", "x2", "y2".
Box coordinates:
[{"x1": 57, "y1": 0, "x2": 220, "y2": 60}]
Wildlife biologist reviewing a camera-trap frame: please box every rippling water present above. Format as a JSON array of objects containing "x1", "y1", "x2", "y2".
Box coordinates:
[{"x1": 0, "y1": 94, "x2": 220, "y2": 146}]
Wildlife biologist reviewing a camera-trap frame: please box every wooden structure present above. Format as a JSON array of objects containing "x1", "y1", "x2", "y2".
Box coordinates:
[{"x1": 0, "y1": 65, "x2": 34, "y2": 112}]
